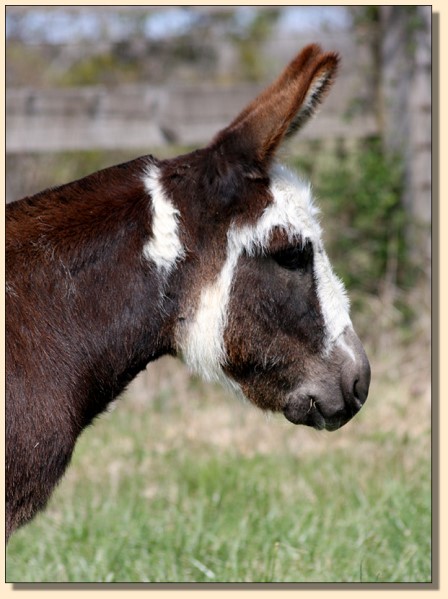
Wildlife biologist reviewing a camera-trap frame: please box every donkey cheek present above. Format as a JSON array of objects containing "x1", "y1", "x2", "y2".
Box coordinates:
[
  {"x1": 230, "y1": 375, "x2": 287, "y2": 414},
  {"x1": 222, "y1": 334, "x2": 302, "y2": 414},
  {"x1": 243, "y1": 385, "x2": 283, "y2": 413}
]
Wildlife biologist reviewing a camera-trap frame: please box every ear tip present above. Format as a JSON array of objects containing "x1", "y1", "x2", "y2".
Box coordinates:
[
  {"x1": 303, "y1": 42, "x2": 323, "y2": 55},
  {"x1": 291, "y1": 46, "x2": 340, "y2": 80},
  {"x1": 324, "y1": 51, "x2": 341, "y2": 70},
  {"x1": 290, "y1": 43, "x2": 322, "y2": 71},
  {"x1": 314, "y1": 51, "x2": 341, "y2": 80}
]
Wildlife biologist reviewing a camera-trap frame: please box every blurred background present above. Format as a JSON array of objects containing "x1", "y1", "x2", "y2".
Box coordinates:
[{"x1": 6, "y1": 6, "x2": 432, "y2": 583}]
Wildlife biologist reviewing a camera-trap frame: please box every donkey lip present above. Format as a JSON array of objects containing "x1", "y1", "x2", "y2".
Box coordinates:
[
  {"x1": 323, "y1": 417, "x2": 348, "y2": 432},
  {"x1": 283, "y1": 398, "x2": 351, "y2": 431},
  {"x1": 307, "y1": 402, "x2": 326, "y2": 430},
  {"x1": 283, "y1": 399, "x2": 326, "y2": 430}
]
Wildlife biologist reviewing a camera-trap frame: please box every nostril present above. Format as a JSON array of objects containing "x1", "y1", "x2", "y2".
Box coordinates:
[
  {"x1": 338, "y1": 326, "x2": 371, "y2": 395},
  {"x1": 353, "y1": 378, "x2": 361, "y2": 400},
  {"x1": 342, "y1": 367, "x2": 370, "y2": 414},
  {"x1": 352, "y1": 368, "x2": 369, "y2": 406},
  {"x1": 352, "y1": 379, "x2": 363, "y2": 410}
]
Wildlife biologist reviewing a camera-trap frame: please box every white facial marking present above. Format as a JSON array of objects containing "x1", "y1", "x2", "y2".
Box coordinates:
[
  {"x1": 180, "y1": 162, "x2": 352, "y2": 394},
  {"x1": 178, "y1": 230, "x2": 245, "y2": 400},
  {"x1": 142, "y1": 164, "x2": 185, "y2": 272},
  {"x1": 268, "y1": 163, "x2": 352, "y2": 350},
  {"x1": 335, "y1": 332, "x2": 357, "y2": 364}
]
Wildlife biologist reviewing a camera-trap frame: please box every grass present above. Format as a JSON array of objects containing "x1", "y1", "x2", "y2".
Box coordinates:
[{"x1": 6, "y1": 344, "x2": 432, "y2": 584}]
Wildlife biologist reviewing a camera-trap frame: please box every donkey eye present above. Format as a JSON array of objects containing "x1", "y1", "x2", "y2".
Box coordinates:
[{"x1": 272, "y1": 242, "x2": 313, "y2": 272}]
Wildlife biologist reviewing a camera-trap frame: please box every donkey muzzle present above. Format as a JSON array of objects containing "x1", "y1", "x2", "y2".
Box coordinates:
[{"x1": 283, "y1": 327, "x2": 371, "y2": 431}]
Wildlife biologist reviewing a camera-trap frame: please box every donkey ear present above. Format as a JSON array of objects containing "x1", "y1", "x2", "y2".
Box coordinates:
[{"x1": 212, "y1": 45, "x2": 339, "y2": 167}]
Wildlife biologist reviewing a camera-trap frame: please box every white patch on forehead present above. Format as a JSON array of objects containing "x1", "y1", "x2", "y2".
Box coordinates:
[{"x1": 142, "y1": 163, "x2": 185, "y2": 272}]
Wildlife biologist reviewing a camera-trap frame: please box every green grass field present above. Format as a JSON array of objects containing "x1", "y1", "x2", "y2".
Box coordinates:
[{"x1": 6, "y1": 342, "x2": 431, "y2": 583}]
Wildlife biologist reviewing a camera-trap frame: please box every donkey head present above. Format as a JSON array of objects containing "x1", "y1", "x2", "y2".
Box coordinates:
[{"x1": 146, "y1": 44, "x2": 370, "y2": 431}]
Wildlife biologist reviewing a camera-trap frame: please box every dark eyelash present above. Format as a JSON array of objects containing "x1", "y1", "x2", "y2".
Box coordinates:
[{"x1": 272, "y1": 241, "x2": 313, "y2": 272}]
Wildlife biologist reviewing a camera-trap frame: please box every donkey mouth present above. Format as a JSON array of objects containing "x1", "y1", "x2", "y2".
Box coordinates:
[
  {"x1": 282, "y1": 336, "x2": 370, "y2": 431},
  {"x1": 283, "y1": 397, "x2": 355, "y2": 431}
]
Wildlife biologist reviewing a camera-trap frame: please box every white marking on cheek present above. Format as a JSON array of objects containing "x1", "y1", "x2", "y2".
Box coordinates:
[
  {"x1": 180, "y1": 243, "x2": 239, "y2": 383},
  {"x1": 178, "y1": 228, "x2": 247, "y2": 402},
  {"x1": 142, "y1": 164, "x2": 185, "y2": 272}
]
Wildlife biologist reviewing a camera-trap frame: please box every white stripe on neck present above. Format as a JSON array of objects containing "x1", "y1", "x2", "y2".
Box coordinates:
[{"x1": 142, "y1": 163, "x2": 185, "y2": 273}]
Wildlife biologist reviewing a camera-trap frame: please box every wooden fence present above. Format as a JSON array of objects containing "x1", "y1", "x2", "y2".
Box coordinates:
[{"x1": 6, "y1": 82, "x2": 378, "y2": 154}]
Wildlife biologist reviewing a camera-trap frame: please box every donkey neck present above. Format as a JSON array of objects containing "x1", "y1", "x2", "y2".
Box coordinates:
[{"x1": 6, "y1": 157, "x2": 180, "y2": 424}]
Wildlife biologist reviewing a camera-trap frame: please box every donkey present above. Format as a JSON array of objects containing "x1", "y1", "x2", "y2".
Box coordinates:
[{"x1": 6, "y1": 45, "x2": 370, "y2": 541}]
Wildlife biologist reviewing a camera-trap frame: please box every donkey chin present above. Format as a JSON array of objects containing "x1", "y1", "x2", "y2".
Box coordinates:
[{"x1": 282, "y1": 328, "x2": 371, "y2": 431}]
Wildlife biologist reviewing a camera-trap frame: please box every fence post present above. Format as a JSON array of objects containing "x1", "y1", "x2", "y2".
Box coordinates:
[{"x1": 379, "y1": 6, "x2": 431, "y2": 277}]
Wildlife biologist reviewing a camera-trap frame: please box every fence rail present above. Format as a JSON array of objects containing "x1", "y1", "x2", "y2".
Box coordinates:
[{"x1": 6, "y1": 84, "x2": 378, "y2": 153}]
